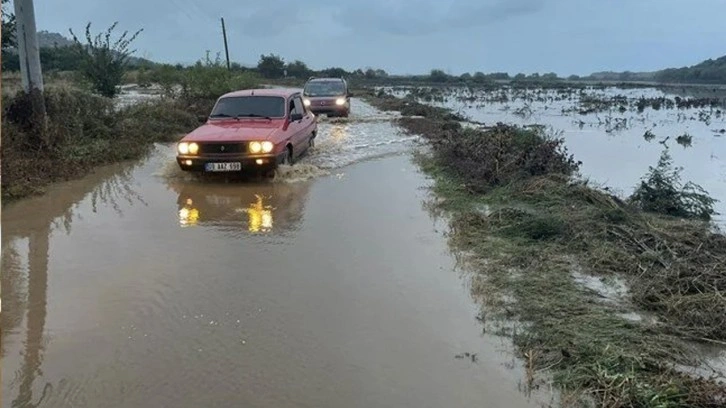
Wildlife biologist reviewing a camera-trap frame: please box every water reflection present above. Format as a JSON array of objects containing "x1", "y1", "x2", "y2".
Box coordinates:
[
  {"x1": 167, "y1": 180, "x2": 312, "y2": 234},
  {"x1": 1, "y1": 160, "x2": 144, "y2": 407}
]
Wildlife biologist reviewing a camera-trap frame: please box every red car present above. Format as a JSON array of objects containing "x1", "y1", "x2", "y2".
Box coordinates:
[{"x1": 176, "y1": 88, "x2": 317, "y2": 174}]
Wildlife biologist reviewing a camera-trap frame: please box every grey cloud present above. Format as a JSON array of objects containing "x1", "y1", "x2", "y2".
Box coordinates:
[{"x1": 334, "y1": 0, "x2": 545, "y2": 36}]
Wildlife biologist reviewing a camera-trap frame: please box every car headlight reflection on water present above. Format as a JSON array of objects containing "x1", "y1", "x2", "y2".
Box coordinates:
[{"x1": 178, "y1": 142, "x2": 199, "y2": 155}]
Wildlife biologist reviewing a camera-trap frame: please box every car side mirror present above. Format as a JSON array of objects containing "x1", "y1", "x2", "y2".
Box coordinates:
[
  {"x1": 348, "y1": 92, "x2": 355, "y2": 97},
  {"x1": 290, "y1": 113, "x2": 303, "y2": 121},
  {"x1": 198, "y1": 115, "x2": 208, "y2": 122}
]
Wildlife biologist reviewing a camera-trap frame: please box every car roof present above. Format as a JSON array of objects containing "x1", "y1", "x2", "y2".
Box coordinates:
[
  {"x1": 220, "y1": 88, "x2": 302, "y2": 98},
  {"x1": 307, "y1": 77, "x2": 345, "y2": 82}
]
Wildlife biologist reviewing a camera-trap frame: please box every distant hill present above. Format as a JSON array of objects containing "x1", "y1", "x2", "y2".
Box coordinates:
[
  {"x1": 3, "y1": 31, "x2": 154, "y2": 68},
  {"x1": 37, "y1": 30, "x2": 74, "y2": 48},
  {"x1": 584, "y1": 55, "x2": 726, "y2": 84},
  {"x1": 654, "y1": 55, "x2": 726, "y2": 84}
]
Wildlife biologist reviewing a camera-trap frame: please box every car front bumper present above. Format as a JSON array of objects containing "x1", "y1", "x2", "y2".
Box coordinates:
[
  {"x1": 176, "y1": 152, "x2": 285, "y2": 172},
  {"x1": 308, "y1": 102, "x2": 349, "y2": 115}
]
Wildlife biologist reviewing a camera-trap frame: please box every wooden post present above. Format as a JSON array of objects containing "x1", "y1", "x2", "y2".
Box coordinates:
[{"x1": 221, "y1": 17, "x2": 230, "y2": 70}]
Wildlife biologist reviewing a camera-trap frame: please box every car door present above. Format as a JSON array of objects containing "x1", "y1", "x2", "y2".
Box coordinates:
[
  {"x1": 292, "y1": 95, "x2": 313, "y2": 153},
  {"x1": 287, "y1": 96, "x2": 306, "y2": 156}
]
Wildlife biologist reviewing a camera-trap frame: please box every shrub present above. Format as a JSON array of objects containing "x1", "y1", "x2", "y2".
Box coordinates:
[
  {"x1": 435, "y1": 124, "x2": 581, "y2": 192},
  {"x1": 69, "y1": 22, "x2": 143, "y2": 98},
  {"x1": 179, "y1": 53, "x2": 259, "y2": 101},
  {"x1": 629, "y1": 149, "x2": 716, "y2": 220}
]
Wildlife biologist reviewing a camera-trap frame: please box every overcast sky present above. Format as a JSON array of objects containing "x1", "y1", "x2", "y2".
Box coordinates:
[{"x1": 32, "y1": 0, "x2": 726, "y2": 75}]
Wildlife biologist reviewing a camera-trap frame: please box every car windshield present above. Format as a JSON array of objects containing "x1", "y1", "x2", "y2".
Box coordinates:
[
  {"x1": 304, "y1": 81, "x2": 346, "y2": 97},
  {"x1": 209, "y1": 96, "x2": 285, "y2": 118}
]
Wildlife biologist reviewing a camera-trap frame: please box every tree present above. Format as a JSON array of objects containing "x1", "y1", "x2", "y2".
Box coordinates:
[
  {"x1": 513, "y1": 73, "x2": 527, "y2": 81},
  {"x1": 542, "y1": 72, "x2": 559, "y2": 81},
  {"x1": 257, "y1": 54, "x2": 285, "y2": 79},
  {"x1": 285, "y1": 59, "x2": 311, "y2": 78},
  {"x1": 429, "y1": 69, "x2": 448, "y2": 82},
  {"x1": 460, "y1": 72, "x2": 472, "y2": 82},
  {"x1": 320, "y1": 67, "x2": 348, "y2": 77},
  {"x1": 472, "y1": 72, "x2": 488, "y2": 83},
  {"x1": 1, "y1": 0, "x2": 16, "y2": 50},
  {"x1": 70, "y1": 22, "x2": 143, "y2": 98},
  {"x1": 488, "y1": 72, "x2": 511, "y2": 80}
]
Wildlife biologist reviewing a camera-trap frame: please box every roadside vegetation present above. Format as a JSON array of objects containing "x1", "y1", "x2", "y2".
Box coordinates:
[
  {"x1": 362, "y1": 90, "x2": 726, "y2": 407},
  {"x1": 1, "y1": 22, "x2": 260, "y2": 202}
]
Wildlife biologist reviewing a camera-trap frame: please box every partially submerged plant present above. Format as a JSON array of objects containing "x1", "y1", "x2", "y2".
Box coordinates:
[{"x1": 629, "y1": 149, "x2": 716, "y2": 220}]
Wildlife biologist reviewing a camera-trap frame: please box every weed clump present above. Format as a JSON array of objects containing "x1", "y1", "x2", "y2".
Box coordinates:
[
  {"x1": 629, "y1": 149, "x2": 716, "y2": 220},
  {"x1": 676, "y1": 133, "x2": 694, "y2": 147}
]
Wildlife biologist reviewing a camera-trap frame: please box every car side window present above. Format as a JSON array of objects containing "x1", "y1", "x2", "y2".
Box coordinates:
[
  {"x1": 289, "y1": 98, "x2": 300, "y2": 116},
  {"x1": 293, "y1": 97, "x2": 305, "y2": 115}
]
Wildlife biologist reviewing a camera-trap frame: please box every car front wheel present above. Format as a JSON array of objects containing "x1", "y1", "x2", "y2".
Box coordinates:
[{"x1": 281, "y1": 147, "x2": 294, "y2": 166}]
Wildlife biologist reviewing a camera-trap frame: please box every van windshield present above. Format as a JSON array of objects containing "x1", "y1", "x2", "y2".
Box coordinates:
[{"x1": 304, "y1": 81, "x2": 346, "y2": 97}]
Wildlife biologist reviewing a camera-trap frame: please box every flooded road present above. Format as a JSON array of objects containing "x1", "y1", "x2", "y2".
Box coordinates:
[{"x1": 2, "y1": 101, "x2": 546, "y2": 407}]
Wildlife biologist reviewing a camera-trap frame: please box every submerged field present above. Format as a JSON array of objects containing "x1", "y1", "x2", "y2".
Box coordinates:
[{"x1": 381, "y1": 85, "x2": 726, "y2": 224}]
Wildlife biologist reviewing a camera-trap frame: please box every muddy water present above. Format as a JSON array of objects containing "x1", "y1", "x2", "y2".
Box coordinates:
[
  {"x1": 388, "y1": 86, "x2": 726, "y2": 223},
  {"x1": 1, "y1": 101, "x2": 546, "y2": 407}
]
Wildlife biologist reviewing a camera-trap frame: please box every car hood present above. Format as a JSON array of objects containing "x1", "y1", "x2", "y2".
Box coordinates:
[{"x1": 182, "y1": 120, "x2": 283, "y2": 142}]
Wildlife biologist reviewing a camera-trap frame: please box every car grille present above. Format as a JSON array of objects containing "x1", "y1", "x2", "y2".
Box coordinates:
[{"x1": 199, "y1": 143, "x2": 246, "y2": 154}]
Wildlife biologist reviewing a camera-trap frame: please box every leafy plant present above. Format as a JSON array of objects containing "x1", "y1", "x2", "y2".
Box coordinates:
[
  {"x1": 69, "y1": 22, "x2": 143, "y2": 97},
  {"x1": 629, "y1": 149, "x2": 716, "y2": 220},
  {"x1": 1, "y1": 0, "x2": 16, "y2": 51}
]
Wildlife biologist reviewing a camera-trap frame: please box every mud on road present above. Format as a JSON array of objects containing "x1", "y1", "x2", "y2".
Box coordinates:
[{"x1": 1, "y1": 100, "x2": 551, "y2": 408}]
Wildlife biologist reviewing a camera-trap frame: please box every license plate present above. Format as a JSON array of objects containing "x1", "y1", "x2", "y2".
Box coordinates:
[{"x1": 205, "y1": 162, "x2": 241, "y2": 172}]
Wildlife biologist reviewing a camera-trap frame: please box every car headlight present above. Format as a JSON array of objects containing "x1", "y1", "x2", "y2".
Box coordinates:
[
  {"x1": 249, "y1": 141, "x2": 262, "y2": 154},
  {"x1": 261, "y1": 141, "x2": 274, "y2": 153},
  {"x1": 178, "y1": 142, "x2": 189, "y2": 154},
  {"x1": 335, "y1": 98, "x2": 346, "y2": 106},
  {"x1": 303, "y1": 99, "x2": 311, "y2": 106},
  {"x1": 177, "y1": 142, "x2": 199, "y2": 155}
]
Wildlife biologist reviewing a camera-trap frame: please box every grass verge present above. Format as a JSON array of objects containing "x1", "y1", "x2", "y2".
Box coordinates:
[
  {"x1": 1, "y1": 85, "x2": 201, "y2": 202},
  {"x1": 363, "y1": 89, "x2": 726, "y2": 407}
]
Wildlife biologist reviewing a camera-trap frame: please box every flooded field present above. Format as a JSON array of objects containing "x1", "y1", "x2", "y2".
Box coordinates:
[
  {"x1": 382, "y1": 86, "x2": 726, "y2": 222},
  {"x1": 1, "y1": 100, "x2": 551, "y2": 407}
]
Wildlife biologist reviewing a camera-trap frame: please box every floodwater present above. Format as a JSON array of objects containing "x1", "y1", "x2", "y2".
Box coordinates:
[
  {"x1": 385, "y1": 86, "x2": 726, "y2": 223},
  {"x1": 1, "y1": 100, "x2": 548, "y2": 407}
]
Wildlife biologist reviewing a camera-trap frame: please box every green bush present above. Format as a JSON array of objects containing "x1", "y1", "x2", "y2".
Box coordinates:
[
  {"x1": 629, "y1": 149, "x2": 716, "y2": 220},
  {"x1": 69, "y1": 22, "x2": 142, "y2": 98},
  {"x1": 180, "y1": 58, "x2": 259, "y2": 101}
]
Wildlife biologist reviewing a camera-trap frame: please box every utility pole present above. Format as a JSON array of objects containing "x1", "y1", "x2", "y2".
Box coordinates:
[
  {"x1": 221, "y1": 17, "x2": 230, "y2": 70},
  {"x1": 13, "y1": 0, "x2": 47, "y2": 143}
]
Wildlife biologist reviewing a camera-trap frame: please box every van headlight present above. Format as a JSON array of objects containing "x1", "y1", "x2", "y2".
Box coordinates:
[
  {"x1": 335, "y1": 98, "x2": 346, "y2": 105},
  {"x1": 303, "y1": 99, "x2": 311, "y2": 106}
]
